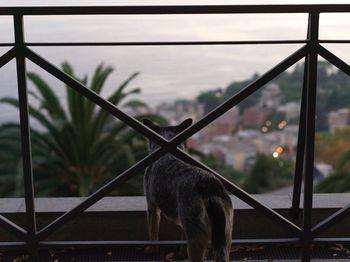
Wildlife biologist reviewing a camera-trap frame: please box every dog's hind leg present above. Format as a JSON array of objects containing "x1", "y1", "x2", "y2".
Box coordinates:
[
  {"x1": 178, "y1": 229, "x2": 188, "y2": 259},
  {"x1": 147, "y1": 206, "x2": 161, "y2": 241},
  {"x1": 186, "y1": 233, "x2": 208, "y2": 262},
  {"x1": 145, "y1": 206, "x2": 161, "y2": 254}
]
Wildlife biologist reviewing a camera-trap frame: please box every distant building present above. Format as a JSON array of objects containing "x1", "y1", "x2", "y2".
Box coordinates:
[
  {"x1": 198, "y1": 135, "x2": 257, "y2": 171},
  {"x1": 277, "y1": 101, "x2": 300, "y2": 120},
  {"x1": 315, "y1": 162, "x2": 333, "y2": 178},
  {"x1": 258, "y1": 83, "x2": 282, "y2": 109},
  {"x1": 193, "y1": 108, "x2": 240, "y2": 143},
  {"x1": 240, "y1": 106, "x2": 269, "y2": 128},
  {"x1": 328, "y1": 108, "x2": 350, "y2": 133},
  {"x1": 196, "y1": 122, "x2": 299, "y2": 171},
  {"x1": 155, "y1": 101, "x2": 204, "y2": 125}
]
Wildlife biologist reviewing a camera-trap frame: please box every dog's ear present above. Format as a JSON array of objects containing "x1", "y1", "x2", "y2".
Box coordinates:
[
  {"x1": 143, "y1": 119, "x2": 160, "y2": 133},
  {"x1": 176, "y1": 118, "x2": 192, "y2": 132}
]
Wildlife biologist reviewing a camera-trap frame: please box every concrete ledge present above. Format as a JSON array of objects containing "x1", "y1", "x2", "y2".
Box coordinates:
[{"x1": 1, "y1": 194, "x2": 350, "y2": 241}]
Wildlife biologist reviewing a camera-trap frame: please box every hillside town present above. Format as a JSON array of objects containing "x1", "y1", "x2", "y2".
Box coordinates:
[{"x1": 145, "y1": 80, "x2": 349, "y2": 185}]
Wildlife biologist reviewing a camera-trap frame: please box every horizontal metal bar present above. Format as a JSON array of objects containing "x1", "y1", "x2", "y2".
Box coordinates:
[
  {"x1": 0, "y1": 43, "x2": 14, "y2": 47},
  {"x1": 312, "y1": 203, "x2": 350, "y2": 238},
  {"x1": 38, "y1": 238, "x2": 300, "y2": 248},
  {"x1": 172, "y1": 148, "x2": 303, "y2": 235},
  {"x1": 36, "y1": 148, "x2": 166, "y2": 241},
  {"x1": 40, "y1": 240, "x2": 188, "y2": 248},
  {"x1": 319, "y1": 40, "x2": 350, "y2": 44},
  {"x1": 318, "y1": 44, "x2": 350, "y2": 77},
  {"x1": 0, "y1": 241, "x2": 27, "y2": 248},
  {"x1": 26, "y1": 40, "x2": 307, "y2": 46},
  {"x1": 1, "y1": 5, "x2": 350, "y2": 15},
  {"x1": 0, "y1": 47, "x2": 15, "y2": 68},
  {"x1": 0, "y1": 214, "x2": 27, "y2": 241},
  {"x1": 4, "y1": 238, "x2": 350, "y2": 249},
  {"x1": 169, "y1": 45, "x2": 307, "y2": 149},
  {"x1": 313, "y1": 237, "x2": 350, "y2": 244}
]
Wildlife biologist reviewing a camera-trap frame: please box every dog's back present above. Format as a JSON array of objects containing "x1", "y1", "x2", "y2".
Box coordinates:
[{"x1": 143, "y1": 119, "x2": 233, "y2": 262}]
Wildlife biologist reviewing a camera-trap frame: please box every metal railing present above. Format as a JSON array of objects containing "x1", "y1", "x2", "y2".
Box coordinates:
[{"x1": 1, "y1": 4, "x2": 350, "y2": 261}]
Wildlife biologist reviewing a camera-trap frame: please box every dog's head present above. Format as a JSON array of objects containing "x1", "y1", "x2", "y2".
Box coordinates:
[{"x1": 142, "y1": 118, "x2": 193, "y2": 152}]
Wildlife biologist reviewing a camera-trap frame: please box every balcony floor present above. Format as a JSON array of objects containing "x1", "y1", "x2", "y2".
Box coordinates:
[{"x1": 2, "y1": 244, "x2": 350, "y2": 261}]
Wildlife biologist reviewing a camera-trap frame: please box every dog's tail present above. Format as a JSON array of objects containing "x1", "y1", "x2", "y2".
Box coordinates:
[
  {"x1": 207, "y1": 196, "x2": 231, "y2": 262},
  {"x1": 197, "y1": 177, "x2": 233, "y2": 262}
]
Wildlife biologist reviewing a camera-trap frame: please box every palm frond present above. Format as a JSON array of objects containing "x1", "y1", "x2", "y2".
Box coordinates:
[
  {"x1": 27, "y1": 72, "x2": 67, "y2": 121},
  {"x1": 108, "y1": 72, "x2": 140, "y2": 104},
  {"x1": 0, "y1": 97, "x2": 60, "y2": 134},
  {"x1": 122, "y1": 99, "x2": 148, "y2": 110}
]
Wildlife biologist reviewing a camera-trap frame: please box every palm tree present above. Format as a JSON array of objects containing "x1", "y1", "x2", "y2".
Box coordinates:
[
  {"x1": 0, "y1": 62, "x2": 166, "y2": 197},
  {"x1": 0, "y1": 123, "x2": 23, "y2": 196}
]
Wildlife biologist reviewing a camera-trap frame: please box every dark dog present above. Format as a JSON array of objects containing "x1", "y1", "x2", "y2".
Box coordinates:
[{"x1": 143, "y1": 118, "x2": 234, "y2": 262}]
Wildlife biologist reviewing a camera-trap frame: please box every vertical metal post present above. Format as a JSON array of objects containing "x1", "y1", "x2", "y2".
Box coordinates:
[
  {"x1": 13, "y1": 14, "x2": 38, "y2": 261},
  {"x1": 290, "y1": 19, "x2": 311, "y2": 220},
  {"x1": 302, "y1": 12, "x2": 319, "y2": 262},
  {"x1": 290, "y1": 55, "x2": 308, "y2": 220}
]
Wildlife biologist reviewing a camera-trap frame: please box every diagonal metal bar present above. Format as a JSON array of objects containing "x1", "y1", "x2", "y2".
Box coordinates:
[
  {"x1": 168, "y1": 45, "x2": 308, "y2": 148},
  {"x1": 28, "y1": 45, "x2": 307, "y2": 239},
  {"x1": 27, "y1": 46, "x2": 307, "y2": 162},
  {"x1": 24, "y1": 30, "x2": 307, "y2": 239},
  {"x1": 290, "y1": 56, "x2": 308, "y2": 220},
  {"x1": 312, "y1": 203, "x2": 350, "y2": 238},
  {"x1": 171, "y1": 148, "x2": 303, "y2": 234},
  {"x1": 24, "y1": 47, "x2": 171, "y2": 150},
  {"x1": 0, "y1": 47, "x2": 15, "y2": 68},
  {"x1": 0, "y1": 214, "x2": 27, "y2": 241},
  {"x1": 26, "y1": 45, "x2": 306, "y2": 152},
  {"x1": 37, "y1": 148, "x2": 166, "y2": 240},
  {"x1": 318, "y1": 44, "x2": 350, "y2": 77}
]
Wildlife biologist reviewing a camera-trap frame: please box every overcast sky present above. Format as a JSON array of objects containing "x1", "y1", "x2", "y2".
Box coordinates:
[{"x1": 1, "y1": 0, "x2": 350, "y2": 121}]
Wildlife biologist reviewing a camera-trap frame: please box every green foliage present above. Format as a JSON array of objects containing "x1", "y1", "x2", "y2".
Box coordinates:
[
  {"x1": 315, "y1": 171, "x2": 350, "y2": 193},
  {"x1": 0, "y1": 62, "x2": 165, "y2": 197},
  {"x1": 0, "y1": 124, "x2": 23, "y2": 196},
  {"x1": 315, "y1": 142, "x2": 350, "y2": 193},
  {"x1": 224, "y1": 74, "x2": 261, "y2": 113},
  {"x1": 196, "y1": 74, "x2": 260, "y2": 114},
  {"x1": 243, "y1": 154, "x2": 294, "y2": 194},
  {"x1": 203, "y1": 154, "x2": 245, "y2": 187},
  {"x1": 275, "y1": 63, "x2": 303, "y2": 103},
  {"x1": 315, "y1": 127, "x2": 350, "y2": 169},
  {"x1": 196, "y1": 61, "x2": 350, "y2": 131},
  {"x1": 277, "y1": 61, "x2": 350, "y2": 130},
  {"x1": 196, "y1": 88, "x2": 224, "y2": 114}
]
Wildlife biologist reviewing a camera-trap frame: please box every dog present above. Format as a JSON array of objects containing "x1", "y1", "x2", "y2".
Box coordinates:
[{"x1": 143, "y1": 118, "x2": 234, "y2": 262}]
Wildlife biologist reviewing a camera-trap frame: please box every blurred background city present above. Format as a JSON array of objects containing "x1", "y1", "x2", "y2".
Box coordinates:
[{"x1": 1, "y1": 0, "x2": 350, "y2": 198}]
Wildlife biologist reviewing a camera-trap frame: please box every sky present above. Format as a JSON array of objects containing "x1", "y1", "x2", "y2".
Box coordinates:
[{"x1": 0, "y1": 0, "x2": 350, "y2": 121}]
